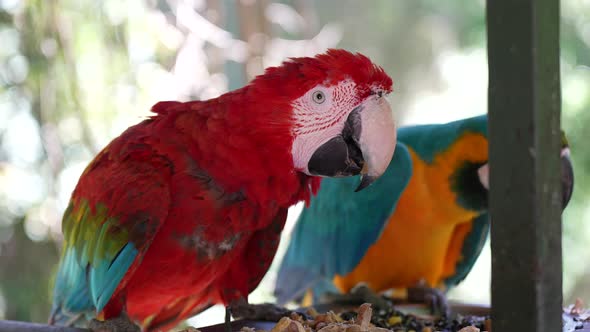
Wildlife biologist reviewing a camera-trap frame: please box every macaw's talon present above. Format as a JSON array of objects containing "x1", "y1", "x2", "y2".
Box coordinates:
[
  {"x1": 88, "y1": 314, "x2": 140, "y2": 332},
  {"x1": 320, "y1": 284, "x2": 393, "y2": 311},
  {"x1": 229, "y1": 299, "x2": 307, "y2": 322},
  {"x1": 407, "y1": 285, "x2": 450, "y2": 317}
]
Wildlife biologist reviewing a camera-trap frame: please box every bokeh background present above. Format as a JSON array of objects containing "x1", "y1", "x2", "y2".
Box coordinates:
[{"x1": 0, "y1": 0, "x2": 588, "y2": 329}]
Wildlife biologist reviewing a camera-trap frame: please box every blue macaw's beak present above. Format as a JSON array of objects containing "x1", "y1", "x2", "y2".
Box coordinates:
[
  {"x1": 561, "y1": 147, "x2": 574, "y2": 209},
  {"x1": 477, "y1": 145, "x2": 573, "y2": 210}
]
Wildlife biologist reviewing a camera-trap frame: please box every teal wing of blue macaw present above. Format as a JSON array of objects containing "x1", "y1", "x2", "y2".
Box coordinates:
[{"x1": 274, "y1": 143, "x2": 413, "y2": 305}]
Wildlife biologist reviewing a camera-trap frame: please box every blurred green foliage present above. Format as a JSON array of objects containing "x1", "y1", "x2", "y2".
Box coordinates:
[{"x1": 0, "y1": 0, "x2": 588, "y2": 325}]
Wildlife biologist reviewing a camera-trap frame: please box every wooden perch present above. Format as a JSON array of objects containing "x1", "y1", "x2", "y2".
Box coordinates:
[{"x1": 0, "y1": 320, "x2": 88, "y2": 332}]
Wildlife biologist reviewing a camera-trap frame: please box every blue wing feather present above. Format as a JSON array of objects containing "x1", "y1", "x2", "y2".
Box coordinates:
[
  {"x1": 54, "y1": 250, "x2": 93, "y2": 314},
  {"x1": 51, "y1": 235, "x2": 138, "y2": 325},
  {"x1": 275, "y1": 143, "x2": 413, "y2": 304},
  {"x1": 92, "y1": 243, "x2": 138, "y2": 312}
]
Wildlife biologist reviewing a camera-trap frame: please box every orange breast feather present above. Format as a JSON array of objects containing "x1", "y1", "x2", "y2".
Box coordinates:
[{"x1": 333, "y1": 133, "x2": 488, "y2": 292}]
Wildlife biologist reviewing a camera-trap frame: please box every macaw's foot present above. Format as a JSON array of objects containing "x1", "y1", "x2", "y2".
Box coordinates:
[
  {"x1": 407, "y1": 283, "x2": 450, "y2": 317},
  {"x1": 320, "y1": 284, "x2": 393, "y2": 311},
  {"x1": 88, "y1": 313, "x2": 141, "y2": 332},
  {"x1": 227, "y1": 298, "x2": 305, "y2": 323}
]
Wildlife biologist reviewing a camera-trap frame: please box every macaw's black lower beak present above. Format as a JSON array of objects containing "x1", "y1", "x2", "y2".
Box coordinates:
[
  {"x1": 561, "y1": 149, "x2": 574, "y2": 209},
  {"x1": 307, "y1": 107, "x2": 364, "y2": 178}
]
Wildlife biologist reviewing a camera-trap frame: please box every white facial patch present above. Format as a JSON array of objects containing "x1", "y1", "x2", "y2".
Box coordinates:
[{"x1": 290, "y1": 80, "x2": 359, "y2": 173}]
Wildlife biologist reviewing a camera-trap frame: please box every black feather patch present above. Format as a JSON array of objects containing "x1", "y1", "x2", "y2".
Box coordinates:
[{"x1": 450, "y1": 161, "x2": 488, "y2": 212}]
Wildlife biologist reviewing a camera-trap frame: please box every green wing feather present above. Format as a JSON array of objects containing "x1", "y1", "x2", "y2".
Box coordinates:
[{"x1": 50, "y1": 142, "x2": 172, "y2": 325}]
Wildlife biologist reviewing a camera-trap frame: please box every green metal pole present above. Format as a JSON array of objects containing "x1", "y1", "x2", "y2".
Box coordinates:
[{"x1": 487, "y1": 0, "x2": 562, "y2": 331}]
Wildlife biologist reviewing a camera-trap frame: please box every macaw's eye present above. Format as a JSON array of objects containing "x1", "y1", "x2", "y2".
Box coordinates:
[
  {"x1": 312, "y1": 90, "x2": 326, "y2": 104},
  {"x1": 371, "y1": 90, "x2": 384, "y2": 98}
]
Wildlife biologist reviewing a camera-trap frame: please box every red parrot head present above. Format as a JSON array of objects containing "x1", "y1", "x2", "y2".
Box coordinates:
[{"x1": 249, "y1": 49, "x2": 397, "y2": 191}]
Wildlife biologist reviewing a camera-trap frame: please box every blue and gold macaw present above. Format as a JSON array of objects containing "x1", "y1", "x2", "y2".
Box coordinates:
[{"x1": 274, "y1": 114, "x2": 574, "y2": 312}]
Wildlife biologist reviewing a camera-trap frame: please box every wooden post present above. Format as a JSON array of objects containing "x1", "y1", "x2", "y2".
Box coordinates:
[{"x1": 487, "y1": 0, "x2": 562, "y2": 331}]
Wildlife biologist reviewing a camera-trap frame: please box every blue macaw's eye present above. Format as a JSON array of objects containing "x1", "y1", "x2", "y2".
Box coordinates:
[{"x1": 312, "y1": 90, "x2": 326, "y2": 104}]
